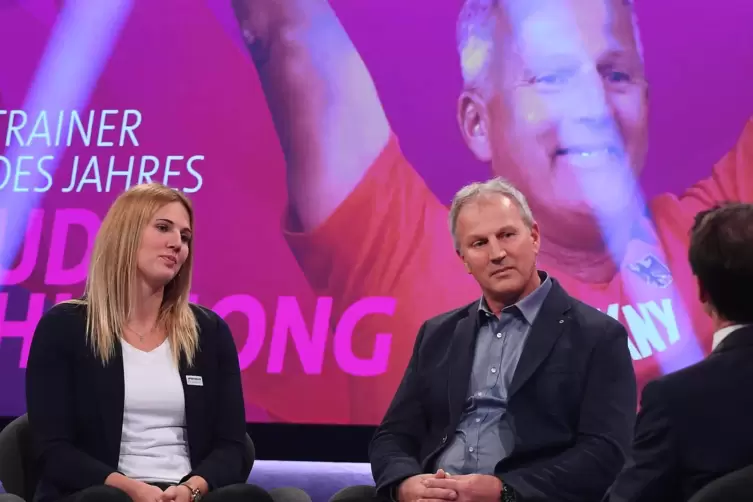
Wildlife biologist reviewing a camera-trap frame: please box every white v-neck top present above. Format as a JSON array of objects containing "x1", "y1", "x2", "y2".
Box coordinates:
[{"x1": 117, "y1": 338, "x2": 192, "y2": 483}]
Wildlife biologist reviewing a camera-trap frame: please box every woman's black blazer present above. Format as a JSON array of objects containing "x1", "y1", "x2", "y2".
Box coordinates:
[{"x1": 25, "y1": 302, "x2": 251, "y2": 502}]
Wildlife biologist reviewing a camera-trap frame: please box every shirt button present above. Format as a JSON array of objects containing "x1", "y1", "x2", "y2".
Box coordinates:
[
  {"x1": 468, "y1": 447, "x2": 474, "y2": 453},
  {"x1": 490, "y1": 367, "x2": 497, "y2": 373},
  {"x1": 476, "y1": 391, "x2": 483, "y2": 397},
  {"x1": 496, "y1": 332, "x2": 502, "y2": 338},
  {"x1": 475, "y1": 417, "x2": 481, "y2": 423}
]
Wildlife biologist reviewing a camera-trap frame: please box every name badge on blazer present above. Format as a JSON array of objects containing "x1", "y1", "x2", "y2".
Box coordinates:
[{"x1": 186, "y1": 375, "x2": 204, "y2": 387}]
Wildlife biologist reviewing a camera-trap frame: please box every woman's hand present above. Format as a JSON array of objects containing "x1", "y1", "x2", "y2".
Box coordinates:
[
  {"x1": 127, "y1": 481, "x2": 165, "y2": 502},
  {"x1": 160, "y1": 484, "x2": 193, "y2": 502},
  {"x1": 105, "y1": 473, "x2": 164, "y2": 502},
  {"x1": 161, "y1": 477, "x2": 208, "y2": 501}
]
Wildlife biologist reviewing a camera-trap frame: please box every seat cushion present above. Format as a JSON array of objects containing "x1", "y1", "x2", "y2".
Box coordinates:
[
  {"x1": 0, "y1": 415, "x2": 36, "y2": 499},
  {"x1": 248, "y1": 461, "x2": 373, "y2": 502}
]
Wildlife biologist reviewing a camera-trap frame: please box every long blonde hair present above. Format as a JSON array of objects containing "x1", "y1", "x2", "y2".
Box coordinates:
[{"x1": 68, "y1": 183, "x2": 199, "y2": 366}]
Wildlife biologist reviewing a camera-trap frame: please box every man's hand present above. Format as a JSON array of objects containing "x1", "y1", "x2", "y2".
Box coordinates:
[
  {"x1": 231, "y1": 0, "x2": 320, "y2": 49},
  {"x1": 422, "y1": 474, "x2": 503, "y2": 502},
  {"x1": 397, "y1": 470, "x2": 457, "y2": 502}
]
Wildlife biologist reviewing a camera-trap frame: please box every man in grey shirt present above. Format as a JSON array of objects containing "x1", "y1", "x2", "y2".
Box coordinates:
[
  {"x1": 330, "y1": 178, "x2": 636, "y2": 502},
  {"x1": 435, "y1": 276, "x2": 552, "y2": 476}
]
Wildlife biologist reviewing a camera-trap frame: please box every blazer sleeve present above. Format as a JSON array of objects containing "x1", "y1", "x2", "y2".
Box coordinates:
[
  {"x1": 604, "y1": 379, "x2": 679, "y2": 502},
  {"x1": 369, "y1": 321, "x2": 429, "y2": 497},
  {"x1": 182, "y1": 314, "x2": 251, "y2": 489},
  {"x1": 499, "y1": 322, "x2": 638, "y2": 502},
  {"x1": 26, "y1": 305, "x2": 117, "y2": 491}
]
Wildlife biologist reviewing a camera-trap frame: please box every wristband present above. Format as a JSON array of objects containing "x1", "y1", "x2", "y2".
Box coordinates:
[
  {"x1": 180, "y1": 482, "x2": 202, "y2": 502},
  {"x1": 501, "y1": 483, "x2": 516, "y2": 502}
]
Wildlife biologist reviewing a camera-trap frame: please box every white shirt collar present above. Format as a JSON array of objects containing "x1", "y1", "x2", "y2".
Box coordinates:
[{"x1": 712, "y1": 324, "x2": 750, "y2": 351}]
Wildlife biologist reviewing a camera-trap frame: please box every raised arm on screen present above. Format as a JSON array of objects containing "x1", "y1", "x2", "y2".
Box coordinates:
[{"x1": 232, "y1": 0, "x2": 391, "y2": 231}]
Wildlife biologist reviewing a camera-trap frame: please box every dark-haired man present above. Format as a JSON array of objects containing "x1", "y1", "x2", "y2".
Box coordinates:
[{"x1": 607, "y1": 203, "x2": 753, "y2": 502}]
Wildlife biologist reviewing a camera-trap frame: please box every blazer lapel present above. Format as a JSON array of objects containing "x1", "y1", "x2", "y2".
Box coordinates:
[
  {"x1": 179, "y1": 352, "x2": 204, "y2": 459},
  {"x1": 508, "y1": 280, "x2": 571, "y2": 398},
  {"x1": 447, "y1": 303, "x2": 480, "y2": 426},
  {"x1": 98, "y1": 343, "x2": 125, "y2": 464}
]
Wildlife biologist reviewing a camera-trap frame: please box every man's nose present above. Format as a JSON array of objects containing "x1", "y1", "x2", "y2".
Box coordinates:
[
  {"x1": 559, "y1": 65, "x2": 614, "y2": 128},
  {"x1": 489, "y1": 241, "x2": 506, "y2": 261},
  {"x1": 554, "y1": 74, "x2": 623, "y2": 154}
]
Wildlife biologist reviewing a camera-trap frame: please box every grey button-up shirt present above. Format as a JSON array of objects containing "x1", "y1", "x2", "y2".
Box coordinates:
[{"x1": 435, "y1": 274, "x2": 552, "y2": 475}]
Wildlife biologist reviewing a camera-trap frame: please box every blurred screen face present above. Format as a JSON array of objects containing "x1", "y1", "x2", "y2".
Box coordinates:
[{"x1": 483, "y1": 0, "x2": 648, "y2": 237}]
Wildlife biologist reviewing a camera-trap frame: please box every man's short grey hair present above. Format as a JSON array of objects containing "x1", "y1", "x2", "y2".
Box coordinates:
[
  {"x1": 449, "y1": 177, "x2": 534, "y2": 251},
  {"x1": 456, "y1": 0, "x2": 644, "y2": 90}
]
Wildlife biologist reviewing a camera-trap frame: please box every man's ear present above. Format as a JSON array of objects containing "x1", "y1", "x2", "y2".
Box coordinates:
[
  {"x1": 458, "y1": 91, "x2": 492, "y2": 162},
  {"x1": 457, "y1": 248, "x2": 472, "y2": 274},
  {"x1": 530, "y1": 221, "x2": 541, "y2": 253},
  {"x1": 697, "y1": 278, "x2": 708, "y2": 305},
  {"x1": 696, "y1": 278, "x2": 714, "y2": 316}
]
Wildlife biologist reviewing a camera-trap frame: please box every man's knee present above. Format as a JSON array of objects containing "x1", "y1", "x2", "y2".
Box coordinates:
[
  {"x1": 268, "y1": 486, "x2": 312, "y2": 502},
  {"x1": 329, "y1": 485, "x2": 379, "y2": 502}
]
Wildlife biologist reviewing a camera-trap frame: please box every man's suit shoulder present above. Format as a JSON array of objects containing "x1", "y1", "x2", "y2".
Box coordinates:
[
  {"x1": 421, "y1": 300, "x2": 477, "y2": 333},
  {"x1": 646, "y1": 344, "x2": 751, "y2": 405},
  {"x1": 566, "y1": 294, "x2": 628, "y2": 341},
  {"x1": 416, "y1": 285, "x2": 627, "y2": 342}
]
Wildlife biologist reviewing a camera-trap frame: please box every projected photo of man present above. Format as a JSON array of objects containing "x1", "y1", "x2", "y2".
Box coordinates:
[{"x1": 234, "y1": 0, "x2": 753, "y2": 423}]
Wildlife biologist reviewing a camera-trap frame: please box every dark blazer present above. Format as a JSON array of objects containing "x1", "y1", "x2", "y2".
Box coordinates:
[
  {"x1": 606, "y1": 325, "x2": 753, "y2": 502},
  {"x1": 369, "y1": 277, "x2": 637, "y2": 502},
  {"x1": 25, "y1": 302, "x2": 251, "y2": 502}
]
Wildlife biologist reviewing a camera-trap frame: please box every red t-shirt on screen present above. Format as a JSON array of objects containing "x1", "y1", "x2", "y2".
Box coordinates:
[{"x1": 284, "y1": 117, "x2": 753, "y2": 425}]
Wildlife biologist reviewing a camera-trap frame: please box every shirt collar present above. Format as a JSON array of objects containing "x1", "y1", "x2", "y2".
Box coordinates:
[
  {"x1": 712, "y1": 324, "x2": 750, "y2": 351},
  {"x1": 479, "y1": 271, "x2": 552, "y2": 325}
]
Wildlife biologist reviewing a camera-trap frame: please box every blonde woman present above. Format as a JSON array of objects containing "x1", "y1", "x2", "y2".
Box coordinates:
[{"x1": 25, "y1": 184, "x2": 309, "y2": 502}]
